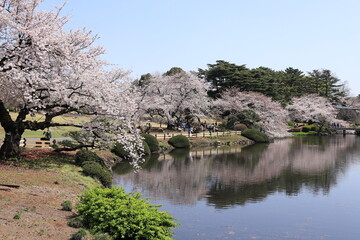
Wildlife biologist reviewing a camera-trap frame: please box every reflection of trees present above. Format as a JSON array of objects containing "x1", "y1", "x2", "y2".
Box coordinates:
[{"x1": 112, "y1": 136, "x2": 360, "y2": 208}]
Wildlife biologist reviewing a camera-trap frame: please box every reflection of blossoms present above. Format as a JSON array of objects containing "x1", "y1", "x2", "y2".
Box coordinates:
[{"x1": 113, "y1": 136, "x2": 358, "y2": 206}]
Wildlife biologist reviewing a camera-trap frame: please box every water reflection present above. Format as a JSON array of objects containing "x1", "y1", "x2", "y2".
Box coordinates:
[{"x1": 113, "y1": 136, "x2": 360, "y2": 208}]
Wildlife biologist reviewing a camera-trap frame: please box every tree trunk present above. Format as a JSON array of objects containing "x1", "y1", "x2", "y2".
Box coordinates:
[
  {"x1": 0, "y1": 100, "x2": 25, "y2": 161},
  {"x1": 0, "y1": 124, "x2": 24, "y2": 160}
]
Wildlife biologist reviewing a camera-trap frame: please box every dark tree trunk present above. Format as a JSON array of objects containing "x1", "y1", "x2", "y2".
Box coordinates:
[
  {"x1": 0, "y1": 100, "x2": 25, "y2": 161},
  {"x1": 0, "y1": 126, "x2": 24, "y2": 160}
]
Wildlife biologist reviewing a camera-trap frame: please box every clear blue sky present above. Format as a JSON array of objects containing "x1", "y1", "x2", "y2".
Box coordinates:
[{"x1": 41, "y1": 0, "x2": 360, "y2": 96}]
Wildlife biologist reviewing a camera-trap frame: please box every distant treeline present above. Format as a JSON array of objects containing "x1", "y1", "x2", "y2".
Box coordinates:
[
  {"x1": 197, "y1": 60, "x2": 347, "y2": 104},
  {"x1": 138, "y1": 60, "x2": 347, "y2": 104}
]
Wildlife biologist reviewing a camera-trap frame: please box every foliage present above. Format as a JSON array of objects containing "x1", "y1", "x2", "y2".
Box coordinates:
[
  {"x1": 68, "y1": 216, "x2": 85, "y2": 228},
  {"x1": 225, "y1": 110, "x2": 260, "y2": 129},
  {"x1": 168, "y1": 135, "x2": 191, "y2": 148},
  {"x1": 142, "y1": 141, "x2": 151, "y2": 156},
  {"x1": 198, "y1": 60, "x2": 348, "y2": 103},
  {"x1": 233, "y1": 123, "x2": 248, "y2": 131},
  {"x1": 0, "y1": 0, "x2": 143, "y2": 166},
  {"x1": 138, "y1": 71, "x2": 209, "y2": 126},
  {"x1": 214, "y1": 89, "x2": 290, "y2": 138},
  {"x1": 13, "y1": 213, "x2": 21, "y2": 219},
  {"x1": 93, "y1": 233, "x2": 113, "y2": 240},
  {"x1": 82, "y1": 162, "x2": 112, "y2": 188},
  {"x1": 242, "y1": 129, "x2": 270, "y2": 143},
  {"x1": 76, "y1": 187, "x2": 178, "y2": 240},
  {"x1": 141, "y1": 134, "x2": 160, "y2": 152},
  {"x1": 61, "y1": 200, "x2": 73, "y2": 211},
  {"x1": 286, "y1": 94, "x2": 347, "y2": 127},
  {"x1": 75, "y1": 150, "x2": 105, "y2": 167},
  {"x1": 70, "y1": 229, "x2": 91, "y2": 240}
]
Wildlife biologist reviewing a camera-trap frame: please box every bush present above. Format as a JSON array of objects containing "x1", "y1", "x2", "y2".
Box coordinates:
[
  {"x1": 242, "y1": 129, "x2": 270, "y2": 143},
  {"x1": 70, "y1": 229, "x2": 90, "y2": 240},
  {"x1": 68, "y1": 216, "x2": 84, "y2": 228},
  {"x1": 112, "y1": 141, "x2": 150, "y2": 160},
  {"x1": 225, "y1": 110, "x2": 260, "y2": 129},
  {"x1": 111, "y1": 143, "x2": 130, "y2": 160},
  {"x1": 75, "y1": 149, "x2": 104, "y2": 166},
  {"x1": 142, "y1": 140, "x2": 151, "y2": 156},
  {"x1": 141, "y1": 134, "x2": 160, "y2": 152},
  {"x1": 77, "y1": 187, "x2": 178, "y2": 240},
  {"x1": 302, "y1": 125, "x2": 314, "y2": 132},
  {"x1": 61, "y1": 200, "x2": 73, "y2": 211},
  {"x1": 93, "y1": 233, "x2": 113, "y2": 240},
  {"x1": 82, "y1": 161, "x2": 112, "y2": 187},
  {"x1": 233, "y1": 123, "x2": 248, "y2": 131},
  {"x1": 168, "y1": 135, "x2": 190, "y2": 148}
]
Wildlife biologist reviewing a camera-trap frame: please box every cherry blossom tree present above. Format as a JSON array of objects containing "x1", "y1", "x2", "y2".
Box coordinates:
[
  {"x1": 0, "y1": 0, "x2": 143, "y2": 164},
  {"x1": 138, "y1": 71, "x2": 210, "y2": 128},
  {"x1": 286, "y1": 94, "x2": 345, "y2": 126},
  {"x1": 213, "y1": 89, "x2": 291, "y2": 138}
]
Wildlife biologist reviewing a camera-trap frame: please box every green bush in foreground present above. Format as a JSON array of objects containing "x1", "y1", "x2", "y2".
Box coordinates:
[
  {"x1": 77, "y1": 187, "x2": 178, "y2": 240},
  {"x1": 168, "y1": 135, "x2": 190, "y2": 148},
  {"x1": 241, "y1": 129, "x2": 270, "y2": 143},
  {"x1": 82, "y1": 161, "x2": 112, "y2": 187},
  {"x1": 141, "y1": 133, "x2": 160, "y2": 152}
]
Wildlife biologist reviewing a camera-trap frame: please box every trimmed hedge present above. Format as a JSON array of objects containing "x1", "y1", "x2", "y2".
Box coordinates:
[
  {"x1": 112, "y1": 140, "x2": 150, "y2": 160},
  {"x1": 82, "y1": 161, "x2": 112, "y2": 187},
  {"x1": 141, "y1": 134, "x2": 160, "y2": 152},
  {"x1": 75, "y1": 149, "x2": 104, "y2": 167},
  {"x1": 77, "y1": 187, "x2": 178, "y2": 240},
  {"x1": 241, "y1": 129, "x2": 270, "y2": 143},
  {"x1": 233, "y1": 123, "x2": 248, "y2": 131},
  {"x1": 168, "y1": 135, "x2": 190, "y2": 148}
]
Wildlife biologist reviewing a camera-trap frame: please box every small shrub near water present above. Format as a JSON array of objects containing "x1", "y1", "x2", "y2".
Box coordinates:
[
  {"x1": 168, "y1": 135, "x2": 190, "y2": 148},
  {"x1": 141, "y1": 133, "x2": 160, "y2": 152},
  {"x1": 233, "y1": 123, "x2": 248, "y2": 131},
  {"x1": 75, "y1": 150, "x2": 104, "y2": 166},
  {"x1": 82, "y1": 161, "x2": 112, "y2": 187},
  {"x1": 242, "y1": 129, "x2": 270, "y2": 143},
  {"x1": 77, "y1": 187, "x2": 178, "y2": 240}
]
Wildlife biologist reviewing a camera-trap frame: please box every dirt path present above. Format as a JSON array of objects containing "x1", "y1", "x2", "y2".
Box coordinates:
[{"x1": 0, "y1": 150, "x2": 95, "y2": 240}]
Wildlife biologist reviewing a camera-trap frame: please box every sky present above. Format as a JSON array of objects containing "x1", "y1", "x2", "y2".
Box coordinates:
[{"x1": 41, "y1": 0, "x2": 360, "y2": 96}]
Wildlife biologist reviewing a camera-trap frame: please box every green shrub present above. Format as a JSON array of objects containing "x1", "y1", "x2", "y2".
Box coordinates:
[
  {"x1": 168, "y1": 135, "x2": 190, "y2": 148},
  {"x1": 233, "y1": 123, "x2": 248, "y2": 131},
  {"x1": 77, "y1": 187, "x2": 178, "y2": 240},
  {"x1": 13, "y1": 213, "x2": 21, "y2": 219},
  {"x1": 225, "y1": 110, "x2": 260, "y2": 129},
  {"x1": 302, "y1": 125, "x2": 314, "y2": 132},
  {"x1": 61, "y1": 200, "x2": 73, "y2": 211},
  {"x1": 242, "y1": 129, "x2": 270, "y2": 143},
  {"x1": 287, "y1": 121, "x2": 294, "y2": 127},
  {"x1": 82, "y1": 161, "x2": 112, "y2": 187},
  {"x1": 111, "y1": 143, "x2": 130, "y2": 160},
  {"x1": 141, "y1": 134, "x2": 160, "y2": 152},
  {"x1": 75, "y1": 149, "x2": 104, "y2": 166},
  {"x1": 112, "y1": 141, "x2": 150, "y2": 159},
  {"x1": 70, "y1": 229, "x2": 90, "y2": 240},
  {"x1": 93, "y1": 233, "x2": 113, "y2": 240},
  {"x1": 142, "y1": 140, "x2": 151, "y2": 156},
  {"x1": 68, "y1": 216, "x2": 84, "y2": 228}
]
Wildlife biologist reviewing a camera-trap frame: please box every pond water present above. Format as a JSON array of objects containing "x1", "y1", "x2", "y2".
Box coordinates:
[{"x1": 112, "y1": 135, "x2": 360, "y2": 240}]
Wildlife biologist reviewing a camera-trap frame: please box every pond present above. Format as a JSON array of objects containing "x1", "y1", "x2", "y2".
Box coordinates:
[{"x1": 112, "y1": 135, "x2": 360, "y2": 240}]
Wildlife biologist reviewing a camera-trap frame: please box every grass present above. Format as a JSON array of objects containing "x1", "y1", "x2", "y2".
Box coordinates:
[
  {"x1": 0, "y1": 112, "x2": 89, "y2": 138},
  {"x1": 292, "y1": 131, "x2": 317, "y2": 135}
]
